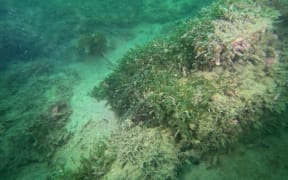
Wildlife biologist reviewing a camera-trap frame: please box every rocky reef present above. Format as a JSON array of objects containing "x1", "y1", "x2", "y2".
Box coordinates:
[{"x1": 89, "y1": 0, "x2": 288, "y2": 178}]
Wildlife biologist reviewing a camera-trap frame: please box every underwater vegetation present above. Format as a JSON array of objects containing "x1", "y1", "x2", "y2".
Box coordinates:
[
  {"x1": 89, "y1": 0, "x2": 288, "y2": 178},
  {"x1": 56, "y1": 120, "x2": 180, "y2": 180},
  {"x1": 1, "y1": 0, "x2": 221, "y2": 179},
  {"x1": 52, "y1": 139, "x2": 116, "y2": 180},
  {"x1": 0, "y1": 0, "x2": 287, "y2": 179},
  {"x1": 24, "y1": 101, "x2": 72, "y2": 159},
  {"x1": 0, "y1": 61, "x2": 79, "y2": 174},
  {"x1": 106, "y1": 120, "x2": 179, "y2": 179},
  {"x1": 77, "y1": 33, "x2": 107, "y2": 57},
  {"x1": 0, "y1": 0, "x2": 214, "y2": 67}
]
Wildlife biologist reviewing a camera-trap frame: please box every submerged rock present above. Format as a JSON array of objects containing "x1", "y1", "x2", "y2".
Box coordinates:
[{"x1": 91, "y1": 0, "x2": 288, "y2": 177}]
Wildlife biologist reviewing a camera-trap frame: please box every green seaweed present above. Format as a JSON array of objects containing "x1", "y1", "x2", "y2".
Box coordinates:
[
  {"x1": 93, "y1": 0, "x2": 288, "y2": 154},
  {"x1": 52, "y1": 139, "x2": 116, "y2": 180},
  {"x1": 77, "y1": 33, "x2": 107, "y2": 57}
]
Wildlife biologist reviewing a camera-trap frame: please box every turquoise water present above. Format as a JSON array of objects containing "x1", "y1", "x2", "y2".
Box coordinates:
[{"x1": 0, "y1": 0, "x2": 287, "y2": 179}]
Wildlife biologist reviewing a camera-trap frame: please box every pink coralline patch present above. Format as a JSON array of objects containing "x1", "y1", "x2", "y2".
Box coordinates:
[{"x1": 231, "y1": 37, "x2": 249, "y2": 53}]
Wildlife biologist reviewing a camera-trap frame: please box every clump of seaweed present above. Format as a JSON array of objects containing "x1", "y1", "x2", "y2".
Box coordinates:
[
  {"x1": 24, "y1": 101, "x2": 72, "y2": 159},
  {"x1": 77, "y1": 32, "x2": 115, "y2": 66},
  {"x1": 0, "y1": 61, "x2": 79, "y2": 173},
  {"x1": 53, "y1": 139, "x2": 116, "y2": 180},
  {"x1": 77, "y1": 32, "x2": 107, "y2": 57},
  {"x1": 104, "y1": 119, "x2": 179, "y2": 179},
  {"x1": 180, "y1": 0, "x2": 280, "y2": 71},
  {"x1": 51, "y1": 120, "x2": 180, "y2": 180}
]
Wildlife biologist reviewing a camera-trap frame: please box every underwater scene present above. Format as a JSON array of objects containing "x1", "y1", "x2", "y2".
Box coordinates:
[{"x1": 0, "y1": 0, "x2": 288, "y2": 179}]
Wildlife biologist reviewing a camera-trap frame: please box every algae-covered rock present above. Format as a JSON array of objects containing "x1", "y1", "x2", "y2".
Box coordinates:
[
  {"x1": 91, "y1": 0, "x2": 288, "y2": 178},
  {"x1": 104, "y1": 120, "x2": 179, "y2": 180},
  {"x1": 57, "y1": 121, "x2": 179, "y2": 180},
  {"x1": 94, "y1": 0, "x2": 287, "y2": 152}
]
